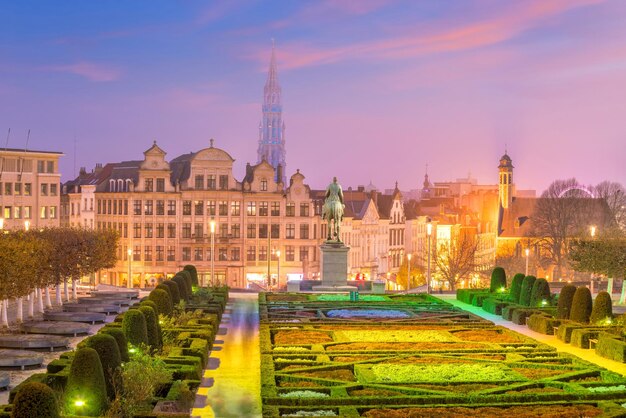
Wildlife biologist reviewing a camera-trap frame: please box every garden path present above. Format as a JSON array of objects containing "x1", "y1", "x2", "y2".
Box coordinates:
[
  {"x1": 192, "y1": 292, "x2": 261, "y2": 418},
  {"x1": 440, "y1": 294, "x2": 626, "y2": 376}
]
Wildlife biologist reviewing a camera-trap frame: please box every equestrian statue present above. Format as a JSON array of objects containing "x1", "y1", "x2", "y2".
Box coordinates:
[{"x1": 322, "y1": 177, "x2": 345, "y2": 242}]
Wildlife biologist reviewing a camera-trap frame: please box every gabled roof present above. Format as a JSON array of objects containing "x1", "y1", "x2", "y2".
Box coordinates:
[{"x1": 170, "y1": 152, "x2": 195, "y2": 184}]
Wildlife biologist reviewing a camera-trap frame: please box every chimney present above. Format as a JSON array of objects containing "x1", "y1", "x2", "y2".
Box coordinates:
[
  {"x1": 79, "y1": 167, "x2": 86, "y2": 176},
  {"x1": 357, "y1": 186, "x2": 364, "y2": 192},
  {"x1": 94, "y1": 163, "x2": 103, "y2": 174}
]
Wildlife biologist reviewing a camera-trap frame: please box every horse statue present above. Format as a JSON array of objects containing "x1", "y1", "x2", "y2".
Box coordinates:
[{"x1": 322, "y1": 177, "x2": 345, "y2": 242}]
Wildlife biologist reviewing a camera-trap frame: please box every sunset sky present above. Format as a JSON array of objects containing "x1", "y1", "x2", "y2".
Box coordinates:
[{"x1": 1, "y1": 0, "x2": 625, "y2": 193}]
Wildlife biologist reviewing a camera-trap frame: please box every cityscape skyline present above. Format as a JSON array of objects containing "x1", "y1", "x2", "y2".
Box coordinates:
[{"x1": 1, "y1": 1, "x2": 625, "y2": 193}]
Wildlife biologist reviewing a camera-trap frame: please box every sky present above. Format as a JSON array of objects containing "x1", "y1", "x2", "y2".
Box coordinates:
[{"x1": 1, "y1": 0, "x2": 625, "y2": 193}]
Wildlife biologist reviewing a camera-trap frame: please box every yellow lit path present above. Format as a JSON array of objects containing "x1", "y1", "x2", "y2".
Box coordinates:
[
  {"x1": 440, "y1": 294, "x2": 626, "y2": 376},
  {"x1": 192, "y1": 292, "x2": 262, "y2": 418}
]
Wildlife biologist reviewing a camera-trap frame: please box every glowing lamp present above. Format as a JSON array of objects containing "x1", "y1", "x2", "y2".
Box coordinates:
[
  {"x1": 74, "y1": 400, "x2": 85, "y2": 407},
  {"x1": 541, "y1": 299, "x2": 548, "y2": 306}
]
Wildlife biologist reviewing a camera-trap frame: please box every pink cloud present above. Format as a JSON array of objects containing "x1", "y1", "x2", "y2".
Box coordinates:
[{"x1": 44, "y1": 61, "x2": 121, "y2": 82}]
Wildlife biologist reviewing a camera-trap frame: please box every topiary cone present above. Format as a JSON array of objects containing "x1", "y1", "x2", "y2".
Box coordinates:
[
  {"x1": 556, "y1": 284, "x2": 577, "y2": 319},
  {"x1": 529, "y1": 278, "x2": 551, "y2": 307},
  {"x1": 139, "y1": 305, "x2": 161, "y2": 349},
  {"x1": 590, "y1": 291, "x2": 613, "y2": 324},
  {"x1": 122, "y1": 309, "x2": 149, "y2": 347},
  {"x1": 64, "y1": 347, "x2": 108, "y2": 417},
  {"x1": 490, "y1": 267, "x2": 507, "y2": 293},
  {"x1": 12, "y1": 382, "x2": 59, "y2": 418},
  {"x1": 79, "y1": 333, "x2": 122, "y2": 400},
  {"x1": 570, "y1": 286, "x2": 593, "y2": 323},
  {"x1": 149, "y1": 288, "x2": 173, "y2": 316},
  {"x1": 509, "y1": 273, "x2": 525, "y2": 304},
  {"x1": 519, "y1": 276, "x2": 537, "y2": 306}
]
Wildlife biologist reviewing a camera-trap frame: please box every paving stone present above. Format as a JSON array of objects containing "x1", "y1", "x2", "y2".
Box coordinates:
[
  {"x1": 78, "y1": 297, "x2": 131, "y2": 306},
  {"x1": 90, "y1": 290, "x2": 139, "y2": 299},
  {"x1": 0, "y1": 349, "x2": 44, "y2": 370},
  {"x1": 21, "y1": 321, "x2": 91, "y2": 337},
  {"x1": 0, "y1": 373, "x2": 8, "y2": 389},
  {"x1": 43, "y1": 311, "x2": 106, "y2": 324},
  {"x1": 0, "y1": 334, "x2": 70, "y2": 351},
  {"x1": 62, "y1": 303, "x2": 122, "y2": 314}
]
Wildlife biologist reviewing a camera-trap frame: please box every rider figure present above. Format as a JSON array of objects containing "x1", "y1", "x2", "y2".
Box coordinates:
[{"x1": 324, "y1": 177, "x2": 344, "y2": 241}]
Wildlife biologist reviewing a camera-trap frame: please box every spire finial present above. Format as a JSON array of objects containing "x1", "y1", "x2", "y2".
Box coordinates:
[
  {"x1": 153, "y1": 140, "x2": 157, "y2": 145},
  {"x1": 210, "y1": 138, "x2": 214, "y2": 148}
]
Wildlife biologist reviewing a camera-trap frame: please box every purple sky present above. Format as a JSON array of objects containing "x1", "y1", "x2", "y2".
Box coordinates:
[{"x1": 1, "y1": 0, "x2": 625, "y2": 193}]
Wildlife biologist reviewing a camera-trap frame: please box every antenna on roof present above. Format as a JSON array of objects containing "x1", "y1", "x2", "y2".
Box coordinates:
[{"x1": 0, "y1": 128, "x2": 9, "y2": 180}]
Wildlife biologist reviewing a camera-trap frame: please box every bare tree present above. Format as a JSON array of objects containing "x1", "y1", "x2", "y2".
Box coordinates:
[
  {"x1": 434, "y1": 232, "x2": 478, "y2": 291},
  {"x1": 594, "y1": 181, "x2": 626, "y2": 231}
]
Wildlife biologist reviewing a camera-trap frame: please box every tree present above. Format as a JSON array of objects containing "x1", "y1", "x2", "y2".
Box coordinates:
[
  {"x1": 396, "y1": 257, "x2": 425, "y2": 290},
  {"x1": 569, "y1": 233, "x2": 626, "y2": 279},
  {"x1": 434, "y1": 232, "x2": 478, "y2": 291},
  {"x1": 495, "y1": 241, "x2": 527, "y2": 278},
  {"x1": 594, "y1": 181, "x2": 626, "y2": 231}
]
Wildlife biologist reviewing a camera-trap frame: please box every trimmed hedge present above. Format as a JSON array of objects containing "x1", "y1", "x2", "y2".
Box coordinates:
[
  {"x1": 122, "y1": 309, "x2": 149, "y2": 347},
  {"x1": 139, "y1": 305, "x2": 161, "y2": 349},
  {"x1": 529, "y1": 278, "x2": 551, "y2": 307},
  {"x1": 596, "y1": 332, "x2": 626, "y2": 362},
  {"x1": 570, "y1": 286, "x2": 593, "y2": 324},
  {"x1": 64, "y1": 347, "x2": 108, "y2": 416},
  {"x1": 78, "y1": 333, "x2": 122, "y2": 400},
  {"x1": 184, "y1": 264, "x2": 199, "y2": 286},
  {"x1": 509, "y1": 273, "x2": 525, "y2": 304},
  {"x1": 101, "y1": 327, "x2": 130, "y2": 363},
  {"x1": 150, "y1": 288, "x2": 173, "y2": 316},
  {"x1": 518, "y1": 276, "x2": 536, "y2": 306},
  {"x1": 526, "y1": 313, "x2": 562, "y2": 335},
  {"x1": 140, "y1": 299, "x2": 160, "y2": 316},
  {"x1": 11, "y1": 382, "x2": 59, "y2": 418},
  {"x1": 177, "y1": 269, "x2": 194, "y2": 294},
  {"x1": 481, "y1": 298, "x2": 509, "y2": 315},
  {"x1": 556, "y1": 284, "x2": 577, "y2": 319},
  {"x1": 489, "y1": 267, "x2": 506, "y2": 293},
  {"x1": 173, "y1": 275, "x2": 189, "y2": 302},
  {"x1": 590, "y1": 291, "x2": 613, "y2": 324},
  {"x1": 162, "y1": 280, "x2": 181, "y2": 305}
]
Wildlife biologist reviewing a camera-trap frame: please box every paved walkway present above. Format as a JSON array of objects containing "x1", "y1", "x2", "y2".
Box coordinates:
[
  {"x1": 440, "y1": 295, "x2": 626, "y2": 376},
  {"x1": 192, "y1": 292, "x2": 262, "y2": 418}
]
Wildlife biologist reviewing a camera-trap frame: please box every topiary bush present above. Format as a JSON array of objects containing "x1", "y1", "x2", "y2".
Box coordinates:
[
  {"x1": 122, "y1": 309, "x2": 149, "y2": 347},
  {"x1": 173, "y1": 275, "x2": 189, "y2": 302},
  {"x1": 79, "y1": 333, "x2": 122, "y2": 400},
  {"x1": 529, "y1": 278, "x2": 551, "y2": 307},
  {"x1": 178, "y1": 270, "x2": 193, "y2": 294},
  {"x1": 184, "y1": 265, "x2": 199, "y2": 287},
  {"x1": 101, "y1": 327, "x2": 130, "y2": 362},
  {"x1": 140, "y1": 299, "x2": 160, "y2": 316},
  {"x1": 139, "y1": 305, "x2": 161, "y2": 350},
  {"x1": 489, "y1": 267, "x2": 507, "y2": 293},
  {"x1": 570, "y1": 286, "x2": 593, "y2": 323},
  {"x1": 590, "y1": 291, "x2": 613, "y2": 324},
  {"x1": 64, "y1": 347, "x2": 108, "y2": 417},
  {"x1": 161, "y1": 281, "x2": 181, "y2": 305},
  {"x1": 509, "y1": 273, "x2": 525, "y2": 304},
  {"x1": 149, "y1": 288, "x2": 173, "y2": 316},
  {"x1": 518, "y1": 276, "x2": 537, "y2": 307},
  {"x1": 556, "y1": 284, "x2": 577, "y2": 319},
  {"x1": 11, "y1": 381, "x2": 60, "y2": 418}
]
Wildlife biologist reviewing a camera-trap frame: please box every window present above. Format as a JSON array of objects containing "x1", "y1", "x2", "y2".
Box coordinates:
[
  {"x1": 123, "y1": 200, "x2": 128, "y2": 215},
  {"x1": 49, "y1": 206, "x2": 57, "y2": 219},
  {"x1": 3, "y1": 207, "x2": 11, "y2": 219},
  {"x1": 286, "y1": 223, "x2": 295, "y2": 239},
  {"x1": 156, "y1": 223, "x2": 164, "y2": 238},
  {"x1": 219, "y1": 248, "x2": 228, "y2": 261},
  {"x1": 24, "y1": 206, "x2": 31, "y2": 219},
  {"x1": 231, "y1": 201, "x2": 240, "y2": 216},
  {"x1": 271, "y1": 202, "x2": 280, "y2": 216},
  {"x1": 40, "y1": 206, "x2": 46, "y2": 219},
  {"x1": 286, "y1": 203, "x2": 295, "y2": 217},
  {"x1": 194, "y1": 201, "x2": 204, "y2": 215},
  {"x1": 167, "y1": 200, "x2": 176, "y2": 215},
  {"x1": 156, "y1": 178, "x2": 165, "y2": 192},
  {"x1": 219, "y1": 223, "x2": 228, "y2": 238},
  {"x1": 123, "y1": 223, "x2": 128, "y2": 238},
  {"x1": 182, "y1": 201, "x2": 191, "y2": 216},
  {"x1": 300, "y1": 203, "x2": 309, "y2": 217},
  {"x1": 113, "y1": 200, "x2": 118, "y2": 215},
  {"x1": 261, "y1": 179, "x2": 268, "y2": 191},
  {"x1": 300, "y1": 224, "x2": 309, "y2": 239},
  {"x1": 37, "y1": 161, "x2": 44, "y2": 173},
  {"x1": 144, "y1": 200, "x2": 153, "y2": 215},
  {"x1": 145, "y1": 223, "x2": 153, "y2": 238},
  {"x1": 219, "y1": 201, "x2": 228, "y2": 216},
  {"x1": 46, "y1": 161, "x2": 54, "y2": 173},
  {"x1": 299, "y1": 246, "x2": 309, "y2": 262},
  {"x1": 182, "y1": 247, "x2": 191, "y2": 261},
  {"x1": 145, "y1": 178, "x2": 154, "y2": 192},
  {"x1": 24, "y1": 183, "x2": 31, "y2": 196},
  {"x1": 285, "y1": 246, "x2": 295, "y2": 261},
  {"x1": 14, "y1": 183, "x2": 21, "y2": 196},
  {"x1": 271, "y1": 224, "x2": 280, "y2": 239},
  {"x1": 206, "y1": 248, "x2": 212, "y2": 261},
  {"x1": 167, "y1": 246, "x2": 175, "y2": 261},
  {"x1": 259, "y1": 224, "x2": 268, "y2": 239},
  {"x1": 41, "y1": 184, "x2": 48, "y2": 196},
  {"x1": 247, "y1": 202, "x2": 256, "y2": 216},
  {"x1": 207, "y1": 175, "x2": 216, "y2": 190},
  {"x1": 194, "y1": 248, "x2": 203, "y2": 261},
  {"x1": 156, "y1": 246, "x2": 164, "y2": 262},
  {"x1": 231, "y1": 223, "x2": 240, "y2": 238},
  {"x1": 195, "y1": 175, "x2": 204, "y2": 189},
  {"x1": 144, "y1": 246, "x2": 152, "y2": 262},
  {"x1": 259, "y1": 246, "x2": 267, "y2": 261},
  {"x1": 13, "y1": 206, "x2": 21, "y2": 219},
  {"x1": 247, "y1": 223, "x2": 256, "y2": 238},
  {"x1": 246, "y1": 246, "x2": 256, "y2": 261},
  {"x1": 134, "y1": 200, "x2": 142, "y2": 215},
  {"x1": 259, "y1": 202, "x2": 268, "y2": 216},
  {"x1": 156, "y1": 200, "x2": 164, "y2": 215},
  {"x1": 231, "y1": 247, "x2": 240, "y2": 261},
  {"x1": 50, "y1": 184, "x2": 57, "y2": 196},
  {"x1": 182, "y1": 223, "x2": 191, "y2": 238},
  {"x1": 207, "y1": 201, "x2": 216, "y2": 216},
  {"x1": 133, "y1": 245, "x2": 141, "y2": 261},
  {"x1": 167, "y1": 223, "x2": 176, "y2": 238},
  {"x1": 219, "y1": 175, "x2": 228, "y2": 190},
  {"x1": 134, "y1": 223, "x2": 142, "y2": 238}
]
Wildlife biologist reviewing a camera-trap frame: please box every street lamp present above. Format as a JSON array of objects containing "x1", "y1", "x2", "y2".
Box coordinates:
[
  {"x1": 24, "y1": 220, "x2": 30, "y2": 231},
  {"x1": 590, "y1": 225, "x2": 596, "y2": 238},
  {"x1": 210, "y1": 219, "x2": 216, "y2": 287},
  {"x1": 407, "y1": 253, "x2": 412, "y2": 291},
  {"x1": 127, "y1": 248, "x2": 132, "y2": 289},
  {"x1": 426, "y1": 220, "x2": 432, "y2": 294},
  {"x1": 276, "y1": 249, "x2": 281, "y2": 291},
  {"x1": 525, "y1": 248, "x2": 530, "y2": 276}
]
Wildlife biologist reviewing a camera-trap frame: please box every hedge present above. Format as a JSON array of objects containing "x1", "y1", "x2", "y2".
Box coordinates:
[
  {"x1": 570, "y1": 286, "x2": 593, "y2": 324},
  {"x1": 101, "y1": 327, "x2": 130, "y2": 363},
  {"x1": 64, "y1": 347, "x2": 108, "y2": 416},
  {"x1": 150, "y1": 288, "x2": 173, "y2": 316},
  {"x1": 556, "y1": 284, "x2": 577, "y2": 319},
  {"x1": 177, "y1": 269, "x2": 194, "y2": 294},
  {"x1": 78, "y1": 333, "x2": 122, "y2": 400},
  {"x1": 139, "y1": 305, "x2": 161, "y2": 349},
  {"x1": 122, "y1": 309, "x2": 149, "y2": 347},
  {"x1": 162, "y1": 281, "x2": 181, "y2": 305},
  {"x1": 183, "y1": 265, "x2": 199, "y2": 287},
  {"x1": 489, "y1": 267, "x2": 507, "y2": 293},
  {"x1": 172, "y1": 275, "x2": 189, "y2": 302},
  {"x1": 11, "y1": 382, "x2": 59, "y2": 418},
  {"x1": 481, "y1": 298, "x2": 509, "y2": 315},
  {"x1": 590, "y1": 291, "x2": 613, "y2": 324},
  {"x1": 526, "y1": 313, "x2": 562, "y2": 335},
  {"x1": 596, "y1": 332, "x2": 626, "y2": 362},
  {"x1": 509, "y1": 273, "x2": 525, "y2": 304},
  {"x1": 518, "y1": 276, "x2": 537, "y2": 306},
  {"x1": 529, "y1": 278, "x2": 551, "y2": 307}
]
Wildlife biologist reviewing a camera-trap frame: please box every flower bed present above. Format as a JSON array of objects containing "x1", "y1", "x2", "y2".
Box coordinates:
[
  {"x1": 334, "y1": 330, "x2": 457, "y2": 343},
  {"x1": 361, "y1": 405, "x2": 604, "y2": 418},
  {"x1": 361, "y1": 363, "x2": 521, "y2": 384},
  {"x1": 274, "y1": 331, "x2": 333, "y2": 345},
  {"x1": 325, "y1": 309, "x2": 410, "y2": 319},
  {"x1": 315, "y1": 294, "x2": 388, "y2": 302}
]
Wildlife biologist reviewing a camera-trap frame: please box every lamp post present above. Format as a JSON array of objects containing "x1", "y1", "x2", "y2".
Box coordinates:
[
  {"x1": 407, "y1": 253, "x2": 412, "y2": 291},
  {"x1": 127, "y1": 248, "x2": 132, "y2": 289},
  {"x1": 210, "y1": 219, "x2": 215, "y2": 287},
  {"x1": 276, "y1": 249, "x2": 281, "y2": 291},
  {"x1": 525, "y1": 248, "x2": 530, "y2": 276},
  {"x1": 426, "y1": 221, "x2": 432, "y2": 294}
]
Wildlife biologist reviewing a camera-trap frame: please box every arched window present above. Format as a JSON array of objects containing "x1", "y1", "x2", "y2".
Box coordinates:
[
  {"x1": 109, "y1": 179, "x2": 116, "y2": 192},
  {"x1": 117, "y1": 179, "x2": 124, "y2": 192},
  {"x1": 126, "y1": 179, "x2": 133, "y2": 192}
]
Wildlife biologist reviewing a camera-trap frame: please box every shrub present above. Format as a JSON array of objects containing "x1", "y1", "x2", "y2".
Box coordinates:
[
  {"x1": 139, "y1": 305, "x2": 161, "y2": 349},
  {"x1": 527, "y1": 313, "x2": 562, "y2": 335},
  {"x1": 570, "y1": 286, "x2": 593, "y2": 323},
  {"x1": 518, "y1": 276, "x2": 537, "y2": 306},
  {"x1": 590, "y1": 291, "x2": 613, "y2": 324},
  {"x1": 556, "y1": 284, "x2": 577, "y2": 319},
  {"x1": 64, "y1": 347, "x2": 108, "y2": 416},
  {"x1": 79, "y1": 333, "x2": 122, "y2": 400},
  {"x1": 529, "y1": 278, "x2": 551, "y2": 307},
  {"x1": 150, "y1": 289, "x2": 173, "y2": 316},
  {"x1": 120, "y1": 350, "x2": 173, "y2": 417},
  {"x1": 489, "y1": 267, "x2": 507, "y2": 293},
  {"x1": 101, "y1": 328, "x2": 130, "y2": 363},
  {"x1": 140, "y1": 299, "x2": 159, "y2": 316},
  {"x1": 184, "y1": 265, "x2": 199, "y2": 287},
  {"x1": 11, "y1": 382, "x2": 59, "y2": 418},
  {"x1": 509, "y1": 273, "x2": 525, "y2": 303},
  {"x1": 595, "y1": 332, "x2": 626, "y2": 362},
  {"x1": 173, "y1": 275, "x2": 189, "y2": 301},
  {"x1": 481, "y1": 298, "x2": 508, "y2": 315},
  {"x1": 178, "y1": 270, "x2": 194, "y2": 294},
  {"x1": 162, "y1": 281, "x2": 181, "y2": 305},
  {"x1": 122, "y1": 310, "x2": 149, "y2": 347},
  {"x1": 156, "y1": 283, "x2": 173, "y2": 300}
]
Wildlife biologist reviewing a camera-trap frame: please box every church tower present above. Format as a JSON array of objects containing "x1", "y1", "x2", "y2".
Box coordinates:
[
  {"x1": 498, "y1": 152, "x2": 514, "y2": 209},
  {"x1": 257, "y1": 42, "x2": 286, "y2": 184}
]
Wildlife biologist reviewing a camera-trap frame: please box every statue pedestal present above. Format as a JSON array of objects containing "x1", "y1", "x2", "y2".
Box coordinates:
[{"x1": 312, "y1": 242, "x2": 357, "y2": 292}]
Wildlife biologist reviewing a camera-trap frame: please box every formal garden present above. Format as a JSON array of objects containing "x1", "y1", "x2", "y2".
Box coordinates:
[
  {"x1": 0, "y1": 264, "x2": 227, "y2": 418},
  {"x1": 260, "y1": 284, "x2": 626, "y2": 417}
]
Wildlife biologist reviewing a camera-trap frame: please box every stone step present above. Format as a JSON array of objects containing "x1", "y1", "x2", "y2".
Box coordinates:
[
  {"x1": 21, "y1": 321, "x2": 91, "y2": 337},
  {"x1": 0, "y1": 334, "x2": 70, "y2": 351},
  {"x1": 78, "y1": 297, "x2": 131, "y2": 306},
  {"x1": 0, "y1": 349, "x2": 44, "y2": 370},
  {"x1": 43, "y1": 311, "x2": 106, "y2": 324},
  {"x1": 62, "y1": 303, "x2": 122, "y2": 314},
  {"x1": 90, "y1": 290, "x2": 139, "y2": 299}
]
